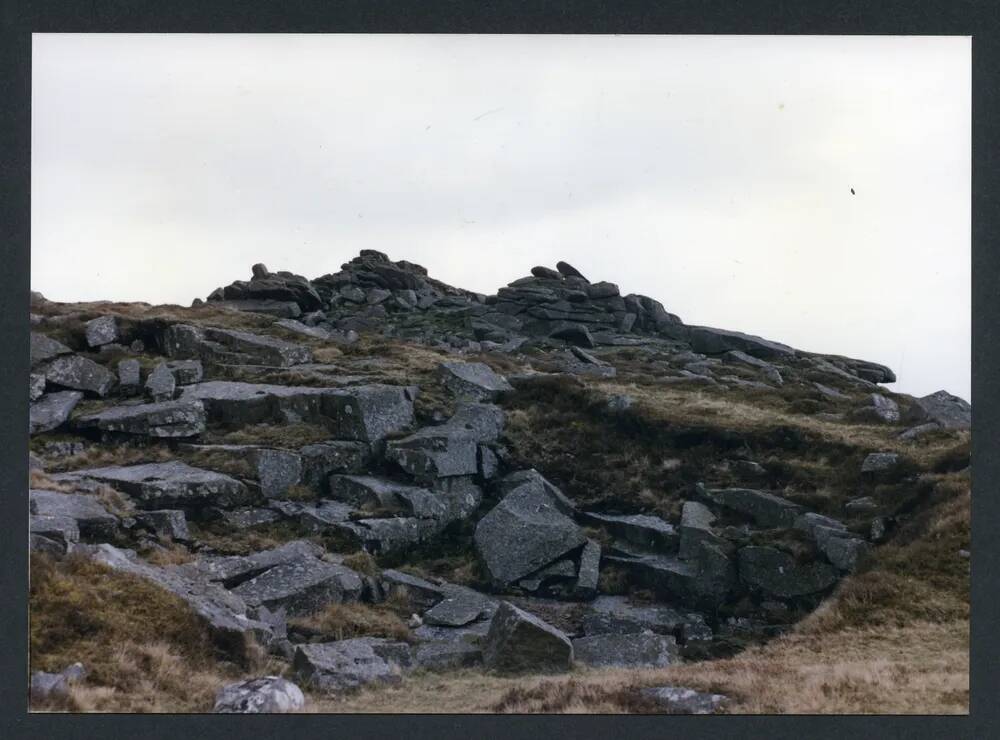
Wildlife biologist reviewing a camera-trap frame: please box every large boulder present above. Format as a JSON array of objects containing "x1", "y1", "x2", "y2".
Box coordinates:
[
  {"x1": 706, "y1": 487, "x2": 805, "y2": 528},
  {"x1": 481, "y1": 601, "x2": 573, "y2": 674},
  {"x1": 638, "y1": 686, "x2": 728, "y2": 714},
  {"x1": 572, "y1": 632, "x2": 679, "y2": 668},
  {"x1": 84, "y1": 316, "x2": 120, "y2": 347},
  {"x1": 52, "y1": 461, "x2": 249, "y2": 510},
  {"x1": 582, "y1": 512, "x2": 678, "y2": 552},
  {"x1": 181, "y1": 541, "x2": 325, "y2": 586},
  {"x1": 29, "y1": 391, "x2": 83, "y2": 435},
  {"x1": 904, "y1": 390, "x2": 971, "y2": 430},
  {"x1": 38, "y1": 355, "x2": 116, "y2": 397},
  {"x1": 293, "y1": 638, "x2": 412, "y2": 692},
  {"x1": 210, "y1": 265, "x2": 323, "y2": 312},
  {"x1": 180, "y1": 381, "x2": 415, "y2": 442},
  {"x1": 30, "y1": 332, "x2": 72, "y2": 366},
  {"x1": 73, "y1": 399, "x2": 207, "y2": 438},
  {"x1": 438, "y1": 361, "x2": 513, "y2": 401},
  {"x1": 474, "y1": 474, "x2": 586, "y2": 586},
  {"x1": 211, "y1": 299, "x2": 303, "y2": 319},
  {"x1": 230, "y1": 558, "x2": 364, "y2": 617},
  {"x1": 213, "y1": 676, "x2": 305, "y2": 713},
  {"x1": 738, "y1": 546, "x2": 838, "y2": 598},
  {"x1": 686, "y1": 326, "x2": 795, "y2": 360},
  {"x1": 163, "y1": 324, "x2": 313, "y2": 367},
  {"x1": 144, "y1": 363, "x2": 176, "y2": 402},
  {"x1": 29, "y1": 489, "x2": 118, "y2": 539},
  {"x1": 678, "y1": 500, "x2": 724, "y2": 560},
  {"x1": 385, "y1": 404, "x2": 503, "y2": 481}
]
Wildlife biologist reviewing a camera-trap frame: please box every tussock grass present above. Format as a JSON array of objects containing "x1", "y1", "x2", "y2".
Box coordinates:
[{"x1": 290, "y1": 602, "x2": 412, "y2": 643}]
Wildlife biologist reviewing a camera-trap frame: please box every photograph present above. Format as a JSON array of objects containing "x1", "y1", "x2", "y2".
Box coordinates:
[{"x1": 26, "y1": 33, "x2": 970, "y2": 714}]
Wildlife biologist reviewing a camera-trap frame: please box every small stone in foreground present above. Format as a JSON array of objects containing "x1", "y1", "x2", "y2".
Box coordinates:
[
  {"x1": 638, "y1": 686, "x2": 728, "y2": 714},
  {"x1": 213, "y1": 676, "x2": 305, "y2": 714}
]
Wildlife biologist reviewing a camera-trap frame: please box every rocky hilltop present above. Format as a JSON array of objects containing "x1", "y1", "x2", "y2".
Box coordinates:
[{"x1": 27, "y1": 251, "x2": 970, "y2": 714}]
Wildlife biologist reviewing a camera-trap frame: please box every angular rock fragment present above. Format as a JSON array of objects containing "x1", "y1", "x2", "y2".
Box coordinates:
[
  {"x1": 29, "y1": 372, "x2": 46, "y2": 401},
  {"x1": 686, "y1": 325, "x2": 795, "y2": 359},
  {"x1": 293, "y1": 638, "x2": 412, "y2": 692},
  {"x1": 73, "y1": 399, "x2": 207, "y2": 438},
  {"x1": 135, "y1": 509, "x2": 190, "y2": 541},
  {"x1": 39, "y1": 355, "x2": 116, "y2": 397},
  {"x1": 53, "y1": 461, "x2": 249, "y2": 510},
  {"x1": 256, "y1": 448, "x2": 303, "y2": 499},
  {"x1": 861, "y1": 452, "x2": 900, "y2": 474},
  {"x1": 385, "y1": 403, "x2": 502, "y2": 481},
  {"x1": 29, "y1": 489, "x2": 118, "y2": 539},
  {"x1": 481, "y1": 601, "x2": 573, "y2": 674},
  {"x1": 231, "y1": 558, "x2": 363, "y2": 617},
  {"x1": 145, "y1": 362, "x2": 176, "y2": 402},
  {"x1": 738, "y1": 546, "x2": 838, "y2": 598},
  {"x1": 30, "y1": 391, "x2": 83, "y2": 435},
  {"x1": 582, "y1": 512, "x2": 678, "y2": 552},
  {"x1": 84, "y1": 316, "x2": 119, "y2": 347},
  {"x1": 117, "y1": 359, "x2": 141, "y2": 394},
  {"x1": 903, "y1": 390, "x2": 971, "y2": 430},
  {"x1": 213, "y1": 676, "x2": 305, "y2": 714},
  {"x1": 573, "y1": 539, "x2": 601, "y2": 600},
  {"x1": 438, "y1": 361, "x2": 513, "y2": 401},
  {"x1": 30, "y1": 332, "x2": 72, "y2": 366},
  {"x1": 707, "y1": 487, "x2": 805, "y2": 528},
  {"x1": 638, "y1": 686, "x2": 728, "y2": 714},
  {"x1": 165, "y1": 359, "x2": 204, "y2": 385},
  {"x1": 572, "y1": 632, "x2": 679, "y2": 668},
  {"x1": 474, "y1": 475, "x2": 586, "y2": 586}
]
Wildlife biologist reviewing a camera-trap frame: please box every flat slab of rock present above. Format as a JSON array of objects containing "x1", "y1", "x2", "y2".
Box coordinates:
[
  {"x1": 293, "y1": 638, "x2": 412, "y2": 693},
  {"x1": 581, "y1": 595, "x2": 709, "y2": 640},
  {"x1": 708, "y1": 487, "x2": 805, "y2": 528},
  {"x1": 482, "y1": 601, "x2": 573, "y2": 675},
  {"x1": 213, "y1": 676, "x2": 305, "y2": 713},
  {"x1": 53, "y1": 461, "x2": 249, "y2": 510},
  {"x1": 29, "y1": 489, "x2": 118, "y2": 539},
  {"x1": 329, "y1": 475, "x2": 449, "y2": 520},
  {"x1": 39, "y1": 354, "x2": 116, "y2": 397},
  {"x1": 230, "y1": 557, "x2": 363, "y2": 617},
  {"x1": 639, "y1": 686, "x2": 728, "y2": 714},
  {"x1": 73, "y1": 399, "x2": 207, "y2": 438},
  {"x1": 30, "y1": 391, "x2": 83, "y2": 435},
  {"x1": 438, "y1": 361, "x2": 513, "y2": 401},
  {"x1": 385, "y1": 404, "x2": 503, "y2": 481},
  {"x1": 183, "y1": 540, "x2": 325, "y2": 586},
  {"x1": 30, "y1": 332, "x2": 72, "y2": 366},
  {"x1": 423, "y1": 593, "x2": 490, "y2": 627},
  {"x1": 582, "y1": 512, "x2": 678, "y2": 552},
  {"x1": 474, "y1": 475, "x2": 586, "y2": 586},
  {"x1": 180, "y1": 381, "x2": 415, "y2": 442},
  {"x1": 163, "y1": 324, "x2": 313, "y2": 367},
  {"x1": 572, "y1": 632, "x2": 679, "y2": 668},
  {"x1": 686, "y1": 325, "x2": 795, "y2": 359},
  {"x1": 738, "y1": 546, "x2": 838, "y2": 598}
]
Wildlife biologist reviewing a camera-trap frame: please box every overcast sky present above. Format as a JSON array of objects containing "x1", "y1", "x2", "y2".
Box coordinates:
[{"x1": 32, "y1": 34, "x2": 970, "y2": 400}]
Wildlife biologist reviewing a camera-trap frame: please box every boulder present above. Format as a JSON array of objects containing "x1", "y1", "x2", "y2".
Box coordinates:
[
  {"x1": 73, "y1": 399, "x2": 207, "y2": 438},
  {"x1": 556, "y1": 261, "x2": 588, "y2": 281},
  {"x1": 211, "y1": 299, "x2": 303, "y2": 318},
  {"x1": 497, "y1": 469, "x2": 576, "y2": 515},
  {"x1": 851, "y1": 393, "x2": 901, "y2": 424},
  {"x1": 135, "y1": 510, "x2": 190, "y2": 541},
  {"x1": 256, "y1": 449, "x2": 303, "y2": 499},
  {"x1": 165, "y1": 359, "x2": 204, "y2": 385},
  {"x1": 30, "y1": 663, "x2": 87, "y2": 703},
  {"x1": 180, "y1": 381, "x2": 415, "y2": 442},
  {"x1": 84, "y1": 316, "x2": 119, "y2": 347},
  {"x1": 29, "y1": 489, "x2": 118, "y2": 539},
  {"x1": 380, "y1": 569, "x2": 448, "y2": 612},
  {"x1": 182, "y1": 541, "x2": 325, "y2": 586},
  {"x1": 904, "y1": 390, "x2": 971, "y2": 430},
  {"x1": 678, "y1": 501, "x2": 723, "y2": 560},
  {"x1": 29, "y1": 391, "x2": 83, "y2": 435},
  {"x1": 385, "y1": 404, "x2": 503, "y2": 481},
  {"x1": 299, "y1": 441, "x2": 371, "y2": 489},
  {"x1": 481, "y1": 601, "x2": 573, "y2": 674},
  {"x1": 144, "y1": 363, "x2": 176, "y2": 402},
  {"x1": 39, "y1": 354, "x2": 116, "y2": 397},
  {"x1": 293, "y1": 638, "x2": 412, "y2": 692},
  {"x1": 531, "y1": 266, "x2": 563, "y2": 280},
  {"x1": 581, "y1": 595, "x2": 709, "y2": 640},
  {"x1": 707, "y1": 487, "x2": 805, "y2": 528},
  {"x1": 412, "y1": 623, "x2": 489, "y2": 671},
  {"x1": 686, "y1": 326, "x2": 795, "y2": 360},
  {"x1": 230, "y1": 558, "x2": 364, "y2": 617},
  {"x1": 329, "y1": 475, "x2": 449, "y2": 520},
  {"x1": 437, "y1": 361, "x2": 513, "y2": 401},
  {"x1": 573, "y1": 539, "x2": 601, "y2": 600},
  {"x1": 861, "y1": 452, "x2": 900, "y2": 475},
  {"x1": 572, "y1": 632, "x2": 679, "y2": 668},
  {"x1": 582, "y1": 512, "x2": 678, "y2": 552},
  {"x1": 213, "y1": 676, "x2": 305, "y2": 714},
  {"x1": 211, "y1": 266, "x2": 323, "y2": 311},
  {"x1": 117, "y1": 359, "x2": 141, "y2": 393},
  {"x1": 738, "y1": 546, "x2": 838, "y2": 598},
  {"x1": 899, "y1": 422, "x2": 942, "y2": 441},
  {"x1": 30, "y1": 514, "x2": 80, "y2": 554},
  {"x1": 474, "y1": 476, "x2": 586, "y2": 586},
  {"x1": 423, "y1": 593, "x2": 490, "y2": 627},
  {"x1": 638, "y1": 686, "x2": 728, "y2": 714},
  {"x1": 53, "y1": 461, "x2": 249, "y2": 510},
  {"x1": 163, "y1": 324, "x2": 313, "y2": 367},
  {"x1": 30, "y1": 332, "x2": 72, "y2": 366}
]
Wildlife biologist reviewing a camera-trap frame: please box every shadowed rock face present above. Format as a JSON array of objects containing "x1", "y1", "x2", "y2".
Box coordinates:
[
  {"x1": 738, "y1": 546, "x2": 838, "y2": 598},
  {"x1": 572, "y1": 631, "x2": 679, "y2": 668}
]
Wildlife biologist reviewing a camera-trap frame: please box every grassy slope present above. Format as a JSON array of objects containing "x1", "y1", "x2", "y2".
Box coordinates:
[{"x1": 28, "y1": 300, "x2": 970, "y2": 713}]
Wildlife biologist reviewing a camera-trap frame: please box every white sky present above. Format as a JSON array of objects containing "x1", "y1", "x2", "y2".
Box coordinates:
[{"x1": 31, "y1": 34, "x2": 970, "y2": 400}]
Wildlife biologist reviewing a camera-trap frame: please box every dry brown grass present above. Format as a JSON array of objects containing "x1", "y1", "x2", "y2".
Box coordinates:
[
  {"x1": 290, "y1": 602, "x2": 412, "y2": 643},
  {"x1": 203, "y1": 422, "x2": 333, "y2": 448},
  {"x1": 45, "y1": 444, "x2": 176, "y2": 474}
]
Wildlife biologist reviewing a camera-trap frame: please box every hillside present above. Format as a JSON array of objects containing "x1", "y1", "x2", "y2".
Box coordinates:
[{"x1": 27, "y1": 250, "x2": 970, "y2": 714}]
